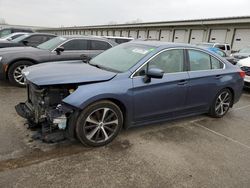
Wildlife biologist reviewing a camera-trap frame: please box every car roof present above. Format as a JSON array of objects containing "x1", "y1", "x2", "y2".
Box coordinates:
[
  {"x1": 129, "y1": 40, "x2": 200, "y2": 49},
  {"x1": 59, "y1": 35, "x2": 118, "y2": 45},
  {"x1": 23, "y1": 33, "x2": 57, "y2": 37}
]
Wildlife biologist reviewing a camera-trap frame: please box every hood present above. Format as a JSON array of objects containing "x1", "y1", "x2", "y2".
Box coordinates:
[
  {"x1": 23, "y1": 61, "x2": 117, "y2": 86},
  {"x1": 0, "y1": 41, "x2": 23, "y2": 48},
  {"x1": 237, "y1": 57, "x2": 250, "y2": 67},
  {"x1": 232, "y1": 53, "x2": 250, "y2": 59},
  {"x1": 0, "y1": 46, "x2": 42, "y2": 55}
]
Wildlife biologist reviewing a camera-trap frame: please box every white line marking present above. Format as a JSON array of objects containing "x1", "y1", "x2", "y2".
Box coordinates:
[
  {"x1": 193, "y1": 122, "x2": 250, "y2": 150},
  {"x1": 232, "y1": 104, "x2": 250, "y2": 111}
]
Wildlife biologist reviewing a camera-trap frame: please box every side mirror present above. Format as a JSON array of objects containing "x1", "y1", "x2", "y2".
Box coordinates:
[
  {"x1": 143, "y1": 68, "x2": 164, "y2": 83},
  {"x1": 22, "y1": 40, "x2": 29, "y2": 46},
  {"x1": 55, "y1": 46, "x2": 64, "y2": 55},
  {"x1": 80, "y1": 54, "x2": 91, "y2": 63}
]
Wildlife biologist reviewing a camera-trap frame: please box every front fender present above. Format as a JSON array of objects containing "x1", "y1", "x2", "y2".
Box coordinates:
[{"x1": 62, "y1": 78, "x2": 133, "y2": 124}]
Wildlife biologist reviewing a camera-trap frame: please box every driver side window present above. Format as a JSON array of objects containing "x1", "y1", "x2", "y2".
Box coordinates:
[{"x1": 134, "y1": 49, "x2": 184, "y2": 76}]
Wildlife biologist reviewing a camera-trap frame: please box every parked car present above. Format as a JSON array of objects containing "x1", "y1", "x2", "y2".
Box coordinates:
[
  {"x1": 0, "y1": 36, "x2": 117, "y2": 86},
  {"x1": 0, "y1": 32, "x2": 28, "y2": 41},
  {"x1": 0, "y1": 27, "x2": 33, "y2": 38},
  {"x1": 102, "y1": 36, "x2": 134, "y2": 44},
  {"x1": 236, "y1": 57, "x2": 250, "y2": 88},
  {"x1": 196, "y1": 43, "x2": 231, "y2": 56},
  {"x1": 15, "y1": 41, "x2": 244, "y2": 146},
  {"x1": 0, "y1": 33, "x2": 56, "y2": 49},
  {"x1": 231, "y1": 47, "x2": 250, "y2": 60},
  {"x1": 207, "y1": 47, "x2": 238, "y2": 65}
]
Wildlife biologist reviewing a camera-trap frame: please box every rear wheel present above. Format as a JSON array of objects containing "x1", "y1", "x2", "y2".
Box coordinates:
[
  {"x1": 76, "y1": 100, "x2": 123, "y2": 147},
  {"x1": 8, "y1": 61, "x2": 33, "y2": 87},
  {"x1": 209, "y1": 89, "x2": 233, "y2": 118}
]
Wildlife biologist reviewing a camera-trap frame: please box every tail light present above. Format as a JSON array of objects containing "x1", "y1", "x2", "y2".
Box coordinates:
[{"x1": 239, "y1": 71, "x2": 246, "y2": 79}]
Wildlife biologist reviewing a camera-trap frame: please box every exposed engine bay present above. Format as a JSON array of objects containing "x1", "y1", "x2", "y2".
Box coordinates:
[{"x1": 15, "y1": 82, "x2": 76, "y2": 142}]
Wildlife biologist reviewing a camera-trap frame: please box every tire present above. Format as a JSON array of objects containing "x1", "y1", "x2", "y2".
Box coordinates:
[
  {"x1": 76, "y1": 100, "x2": 123, "y2": 147},
  {"x1": 209, "y1": 88, "x2": 233, "y2": 118},
  {"x1": 8, "y1": 61, "x2": 33, "y2": 87}
]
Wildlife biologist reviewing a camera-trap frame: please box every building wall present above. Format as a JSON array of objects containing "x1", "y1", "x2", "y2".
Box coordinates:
[{"x1": 37, "y1": 17, "x2": 250, "y2": 51}]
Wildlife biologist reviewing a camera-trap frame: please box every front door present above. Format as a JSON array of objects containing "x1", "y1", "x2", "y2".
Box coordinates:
[{"x1": 132, "y1": 49, "x2": 189, "y2": 123}]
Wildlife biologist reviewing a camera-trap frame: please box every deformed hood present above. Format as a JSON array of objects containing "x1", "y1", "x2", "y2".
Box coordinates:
[{"x1": 23, "y1": 61, "x2": 117, "y2": 86}]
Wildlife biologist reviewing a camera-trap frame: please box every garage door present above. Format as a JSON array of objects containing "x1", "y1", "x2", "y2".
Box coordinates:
[
  {"x1": 160, "y1": 30, "x2": 171, "y2": 42},
  {"x1": 174, "y1": 30, "x2": 186, "y2": 43},
  {"x1": 114, "y1": 31, "x2": 121, "y2": 36},
  {"x1": 129, "y1": 30, "x2": 138, "y2": 38},
  {"x1": 190, "y1": 30, "x2": 204, "y2": 44},
  {"x1": 138, "y1": 30, "x2": 147, "y2": 39},
  {"x1": 232, "y1": 29, "x2": 250, "y2": 51},
  {"x1": 97, "y1": 31, "x2": 102, "y2": 36},
  {"x1": 209, "y1": 29, "x2": 227, "y2": 43},
  {"x1": 102, "y1": 30, "x2": 108, "y2": 36},
  {"x1": 121, "y1": 30, "x2": 129, "y2": 37},
  {"x1": 85, "y1": 30, "x2": 91, "y2": 35},
  {"x1": 108, "y1": 30, "x2": 114, "y2": 36},
  {"x1": 148, "y1": 30, "x2": 160, "y2": 40}
]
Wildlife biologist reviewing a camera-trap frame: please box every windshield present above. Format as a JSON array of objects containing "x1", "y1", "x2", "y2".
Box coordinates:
[
  {"x1": 239, "y1": 48, "x2": 250, "y2": 53},
  {"x1": 12, "y1": 34, "x2": 29, "y2": 42},
  {"x1": 89, "y1": 43, "x2": 155, "y2": 73},
  {"x1": 37, "y1": 36, "x2": 67, "y2": 50}
]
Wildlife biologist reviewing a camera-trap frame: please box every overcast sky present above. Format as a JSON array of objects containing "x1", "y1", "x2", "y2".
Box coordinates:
[{"x1": 0, "y1": 0, "x2": 250, "y2": 27}]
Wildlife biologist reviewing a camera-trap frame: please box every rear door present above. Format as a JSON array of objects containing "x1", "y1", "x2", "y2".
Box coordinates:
[
  {"x1": 132, "y1": 49, "x2": 189, "y2": 123},
  {"x1": 186, "y1": 49, "x2": 225, "y2": 112}
]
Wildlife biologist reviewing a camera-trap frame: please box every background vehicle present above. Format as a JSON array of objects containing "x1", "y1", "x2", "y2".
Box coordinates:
[
  {"x1": 237, "y1": 57, "x2": 250, "y2": 88},
  {"x1": 207, "y1": 47, "x2": 238, "y2": 65},
  {"x1": 0, "y1": 32, "x2": 28, "y2": 41},
  {"x1": 102, "y1": 36, "x2": 134, "y2": 44},
  {"x1": 0, "y1": 36, "x2": 117, "y2": 86},
  {"x1": 0, "y1": 27, "x2": 33, "y2": 38},
  {"x1": 231, "y1": 47, "x2": 250, "y2": 60},
  {"x1": 0, "y1": 33, "x2": 56, "y2": 49},
  {"x1": 16, "y1": 42, "x2": 244, "y2": 146},
  {"x1": 196, "y1": 43, "x2": 231, "y2": 56}
]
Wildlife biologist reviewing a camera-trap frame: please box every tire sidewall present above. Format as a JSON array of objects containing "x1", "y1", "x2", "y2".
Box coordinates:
[
  {"x1": 8, "y1": 61, "x2": 33, "y2": 87},
  {"x1": 76, "y1": 100, "x2": 123, "y2": 147}
]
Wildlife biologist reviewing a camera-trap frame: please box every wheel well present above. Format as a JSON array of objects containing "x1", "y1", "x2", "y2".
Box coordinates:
[
  {"x1": 6, "y1": 59, "x2": 36, "y2": 80},
  {"x1": 91, "y1": 98, "x2": 127, "y2": 128},
  {"x1": 225, "y1": 87, "x2": 235, "y2": 106}
]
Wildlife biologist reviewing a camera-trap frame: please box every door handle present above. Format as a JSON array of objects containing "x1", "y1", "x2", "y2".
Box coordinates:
[
  {"x1": 215, "y1": 75, "x2": 223, "y2": 79},
  {"x1": 178, "y1": 80, "x2": 188, "y2": 85}
]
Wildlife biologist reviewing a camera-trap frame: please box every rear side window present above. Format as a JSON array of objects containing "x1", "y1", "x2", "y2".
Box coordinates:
[
  {"x1": 188, "y1": 50, "x2": 224, "y2": 71},
  {"x1": 189, "y1": 50, "x2": 211, "y2": 71},
  {"x1": 90, "y1": 40, "x2": 111, "y2": 50},
  {"x1": 62, "y1": 39, "x2": 88, "y2": 50},
  {"x1": 215, "y1": 44, "x2": 225, "y2": 50},
  {"x1": 211, "y1": 57, "x2": 224, "y2": 69},
  {"x1": 26, "y1": 35, "x2": 49, "y2": 46}
]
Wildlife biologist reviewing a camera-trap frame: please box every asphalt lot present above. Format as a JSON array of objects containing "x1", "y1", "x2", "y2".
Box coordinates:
[{"x1": 0, "y1": 80, "x2": 250, "y2": 188}]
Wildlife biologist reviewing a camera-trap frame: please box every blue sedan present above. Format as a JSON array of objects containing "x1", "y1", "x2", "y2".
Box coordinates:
[{"x1": 16, "y1": 41, "x2": 245, "y2": 146}]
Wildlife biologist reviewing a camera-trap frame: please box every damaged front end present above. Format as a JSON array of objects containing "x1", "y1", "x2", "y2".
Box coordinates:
[{"x1": 15, "y1": 82, "x2": 76, "y2": 143}]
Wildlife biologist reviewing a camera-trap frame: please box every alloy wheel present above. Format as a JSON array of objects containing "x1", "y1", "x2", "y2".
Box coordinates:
[
  {"x1": 13, "y1": 65, "x2": 28, "y2": 85},
  {"x1": 84, "y1": 107, "x2": 119, "y2": 143},
  {"x1": 215, "y1": 91, "x2": 231, "y2": 116}
]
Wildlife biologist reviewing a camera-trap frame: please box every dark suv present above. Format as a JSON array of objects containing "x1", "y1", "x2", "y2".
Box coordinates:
[{"x1": 0, "y1": 36, "x2": 117, "y2": 86}]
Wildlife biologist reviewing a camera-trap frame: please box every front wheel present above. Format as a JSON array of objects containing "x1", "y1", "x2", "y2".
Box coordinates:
[
  {"x1": 76, "y1": 100, "x2": 123, "y2": 147},
  {"x1": 8, "y1": 61, "x2": 33, "y2": 87},
  {"x1": 209, "y1": 89, "x2": 233, "y2": 118}
]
